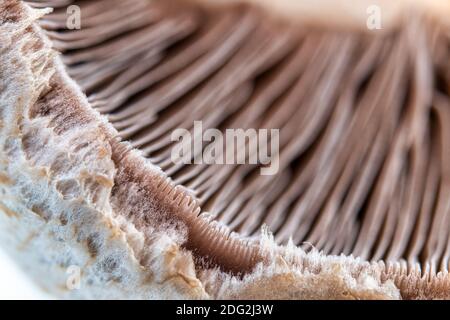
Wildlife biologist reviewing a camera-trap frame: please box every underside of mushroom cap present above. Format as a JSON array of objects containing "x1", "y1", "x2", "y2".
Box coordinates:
[{"x1": 1, "y1": 0, "x2": 450, "y2": 299}]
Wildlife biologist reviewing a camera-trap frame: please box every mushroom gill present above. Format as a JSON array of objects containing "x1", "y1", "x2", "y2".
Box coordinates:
[{"x1": 2, "y1": 0, "x2": 450, "y2": 299}]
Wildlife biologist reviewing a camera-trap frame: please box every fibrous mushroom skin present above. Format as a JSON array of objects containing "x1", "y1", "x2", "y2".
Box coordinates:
[{"x1": 1, "y1": 0, "x2": 450, "y2": 299}]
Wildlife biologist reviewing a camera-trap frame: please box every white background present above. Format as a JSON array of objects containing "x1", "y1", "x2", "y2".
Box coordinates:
[{"x1": 0, "y1": 248, "x2": 52, "y2": 299}]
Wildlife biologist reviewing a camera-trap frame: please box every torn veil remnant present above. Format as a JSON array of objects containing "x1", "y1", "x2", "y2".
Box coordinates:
[{"x1": 1, "y1": 0, "x2": 450, "y2": 299}]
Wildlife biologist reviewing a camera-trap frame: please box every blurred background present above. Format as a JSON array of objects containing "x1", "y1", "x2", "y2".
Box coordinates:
[{"x1": 0, "y1": 248, "x2": 51, "y2": 299}]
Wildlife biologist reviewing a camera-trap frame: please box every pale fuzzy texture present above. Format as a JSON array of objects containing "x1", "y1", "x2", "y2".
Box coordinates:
[{"x1": 0, "y1": 0, "x2": 448, "y2": 300}]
